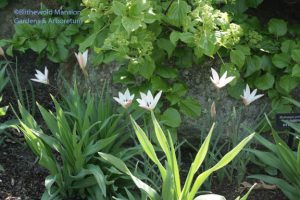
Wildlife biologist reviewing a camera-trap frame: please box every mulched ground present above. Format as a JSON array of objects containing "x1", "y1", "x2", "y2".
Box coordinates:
[
  {"x1": 0, "y1": 138, "x2": 46, "y2": 200},
  {"x1": 0, "y1": 140, "x2": 289, "y2": 200},
  {"x1": 213, "y1": 183, "x2": 288, "y2": 200}
]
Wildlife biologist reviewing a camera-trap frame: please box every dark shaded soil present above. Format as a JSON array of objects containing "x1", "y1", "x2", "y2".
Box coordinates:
[
  {"x1": 0, "y1": 139, "x2": 289, "y2": 200},
  {"x1": 0, "y1": 137, "x2": 47, "y2": 200},
  {"x1": 213, "y1": 183, "x2": 288, "y2": 200}
]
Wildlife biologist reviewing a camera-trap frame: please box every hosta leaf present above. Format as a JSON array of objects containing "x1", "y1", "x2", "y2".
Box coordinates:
[{"x1": 28, "y1": 39, "x2": 47, "y2": 53}]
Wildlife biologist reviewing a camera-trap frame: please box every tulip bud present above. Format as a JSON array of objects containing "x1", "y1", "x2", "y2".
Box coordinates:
[
  {"x1": 210, "y1": 101, "x2": 216, "y2": 120},
  {"x1": 0, "y1": 47, "x2": 4, "y2": 57}
]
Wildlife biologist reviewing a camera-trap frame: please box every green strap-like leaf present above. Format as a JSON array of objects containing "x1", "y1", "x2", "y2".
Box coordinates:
[
  {"x1": 188, "y1": 133, "x2": 255, "y2": 200},
  {"x1": 181, "y1": 124, "x2": 215, "y2": 199},
  {"x1": 130, "y1": 115, "x2": 166, "y2": 179},
  {"x1": 99, "y1": 152, "x2": 160, "y2": 200}
]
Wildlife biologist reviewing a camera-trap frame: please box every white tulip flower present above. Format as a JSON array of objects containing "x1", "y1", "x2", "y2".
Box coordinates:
[
  {"x1": 31, "y1": 67, "x2": 49, "y2": 85},
  {"x1": 113, "y1": 89, "x2": 135, "y2": 109},
  {"x1": 241, "y1": 84, "x2": 264, "y2": 106},
  {"x1": 75, "y1": 50, "x2": 88, "y2": 75},
  {"x1": 210, "y1": 68, "x2": 235, "y2": 89},
  {"x1": 137, "y1": 90, "x2": 162, "y2": 111}
]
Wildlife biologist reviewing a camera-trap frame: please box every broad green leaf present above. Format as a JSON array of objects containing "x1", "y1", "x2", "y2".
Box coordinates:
[
  {"x1": 279, "y1": 75, "x2": 299, "y2": 93},
  {"x1": 174, "y1": 48, "x2": 193, "y2": 68},
  {"x1": 170, "y1": 31, "x2": 181, "y2": 45},
  {"x1": 112, "y1": 1, "x2": 126, "y2": 16},
  {"x1": 139, "y1": 57, "x2": 156, "y2": 79},
  {"x1": 79, "y1": 31, "x2": 99, "y2": 52},
  {"x1": 228, "y1": 80, "x2": 245, "y2": 99},
  {"x1": 199, "y1": 35, "x2": 217, "y2": 57},
  {"x1": 268, "y1": 18, "x2": 287, "y2": 37},
  {"x1": 291, "y1": 49, "x2": 300, "y2": 63},
  {"x1": 28, "y1": 39, "x2": 47, "y2": 53},
  {"x1": 180, "y1": 32, "x2": 194, "y2": 44},
  {"x1": 157, "y1": 38, "x2": 175, "y2": 58},
  {"x1": 166, "y1": 0, "x2": 190, "y2": 28},
  {"x1": 244, "y1": 56, "x2": 261, "y2": 77},
  {"x1": 283, "y1": 96, "x2": 300, "y2": 108},
  {"x1": 0, "y1": 0, "x2": 8, "y2": 8},
  {"x1": 64, "y1": 25, "x2": 79, "y2": 36},
  {"x1": 122, "y1": 16, "x2": 142, "y2": 33},
  {"x1": 271, "y1": 98, "x2": 292, "y2": 113},
  {"x1": 161, "y1": 108, "x2": 181, "y2": 128},
  {"x1": 235, "y1": 45, "x2": 251, "y2": 55},
  {"x1": 230, "y1": 49, "x2": 245, "y2": 68},
  {"x1": 166, "y1": 83, "x2": 187, "y2": 105},
  {"x1": 254, "y1": 73, "x2": 274, "y2": 90},
  {"x1": 179, "y1": 98, "x2": 201, "y2": 118},
  {"x1": 151, "y1": 77, "x2": 168, "y2": 91},
  {"x1": 281, "y1": 40, "x2": 297, "y2": 54},
  {"x1": 292, "y1": 64, "x2": 300, "y2": 77},
  {"x1": 246, "y1": 0, "x2": 263, "y2": 8},
  {"x1": 272, "y1": 53, "x2": 290, "y2": 69},
  {"x1": 155, "y1": 66, "x2": 178, "y2": 79}
]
